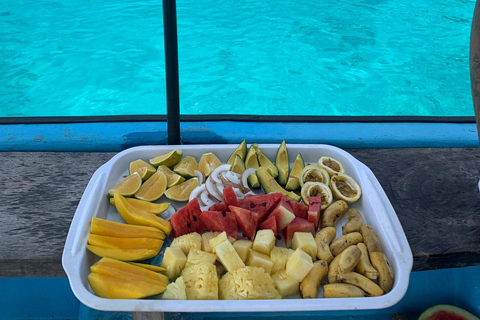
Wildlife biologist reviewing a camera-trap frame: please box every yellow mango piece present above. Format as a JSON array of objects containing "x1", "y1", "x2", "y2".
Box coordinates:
[
  {"x1": 88, "y1": 273, "x2": 166, "y2": 299},
  {"x1": 114, "y1": 193, "x2": 172, "y2": 235},
  {"x1": 128, "y1": 262, "x2": 166, "y2": 273},
  {"x1": 86, "y1": 245, "x2": 158, "y2": 261},
  {"x1": 109, "y1": 197, "x2": 170, "y2": 215},
  {"x1": 92, "y1": 258, "x2": 168, "y2": 284},
  {"x1": 87, "y1": 234, "x2": 163, "y2": 251},
  {"x1": 90, "y1": 217, "x2": 166, "y2": 240}
]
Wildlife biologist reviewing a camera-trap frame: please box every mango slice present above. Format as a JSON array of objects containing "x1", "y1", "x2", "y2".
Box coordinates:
[
  {"x1": 92, "y1": 258, "x2": 167, "y2": 284},
  {"x1": 90, "y1": 217, "x2": 166, "y2": 240},
  {"x1": 87, "y1": 234, "x2": 163, "y2": 251},
  {"x1": 113, "y1": 193, "x2": 172, "y2": 235},
  {"x1": 86, "y1": 245, "x2": 158, "y2": 261},
  {"x1": 129, "y1": 262, "x2": 167, "y2": 273},
  {"x1": 88, "y1": 273, "x2": 166, "y2": 299},
  {"x1": 109, "y1": 197, "x2": 170, "y2": 215}
]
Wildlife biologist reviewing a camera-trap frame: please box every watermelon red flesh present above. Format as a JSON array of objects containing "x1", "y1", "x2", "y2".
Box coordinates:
[
  {"x1": 170, "y1": 198, "x2": 207, "y2": 237},
  {"x1": 209, "y1": 201, "x2": 228, "y2": 212},
  {"x1": 288, "y1": 199, "x2": 309, "y2": 220},
  {"x1": 269, "y1": 198, "x2": 296, "y2": 232},
  {"x1": 229, "y1": 205, "x2": 258, "y2": 240},
  {"x1": 199, "y1": 210, "x2": 238, "y2": 239},
  {"x1": 283, "y1": 217, "x2": 315, "y2": 247},
  {"x1": 431, "y1": 311, "x2": 469, "y2": 320},
  {"x1": 237, "y1": 192, "x2": 282, "y2": 223},
  {"x1": 308, "y1": 196, "x2": 322, "y2": 231},
  {"x1": 222, "y1": 186, "x2": 239, "y2": 207},
  {"x1": 418, "y1": 305, "x2": 479, "y2": 320},
  {"x1": 259, "y1": 215, "x2": 277, "y2": 236}
]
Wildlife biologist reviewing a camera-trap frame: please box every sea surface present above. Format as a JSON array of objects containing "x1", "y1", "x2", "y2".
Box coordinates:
[{"x1": 1, "y1": 0, "x2": 476, "y2": 117}]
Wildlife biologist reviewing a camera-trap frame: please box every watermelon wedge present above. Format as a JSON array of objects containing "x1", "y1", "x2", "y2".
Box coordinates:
[
  {"x1": 209, "y1": 201, "x2": 228, "y2": 212},
  {"x1": 229, "y1": 205, "x2": 258, "y2": 240},
  {"x1": 418, "y1": 305, "x2": 479, "y2": 320},
  {"x1": 269, "y1": 197, "x2": 296, "y2": 232},
  {"x1": 283, "y1": 217, "x2": 315, "y2": 247},
  {"x1": 199, "y1": 210, "x2": 238, "y2": 239},
  {"x1": 170, "y1": 198, "x2": 207, "y2": 237},
  {"x1": 222, "y1": 186, "x2": 239, "y2": 207},
  {"x1": 259, "y1": 215, "x2": 277, "y2": 236},
  {"x1": 308, "y1": 196, "x2": 321, "y2": 231},
  {"x1": 288, "y1": 199, "x2": 309, "y2": 220},
  {"x1": 237, "y1": 193, "x2": 282, "y2": 223}
]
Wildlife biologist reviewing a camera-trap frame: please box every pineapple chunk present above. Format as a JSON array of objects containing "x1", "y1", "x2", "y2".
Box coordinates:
[
  {"x1": 288, "y1": 248, "x2": 296, "y2": 258},
  {"x1": 185, "y1": 248, "x2": 216, "y2": 267},
  {"x1": 219, "y1": 272, "x2": 237, "y2": 300},
  {"x1": 171, "y1": 232, "x2": 202, "y2": 256},
  {"x1": 181, "y1": 263, "x2": 218, "y2": 300},
  {"x1": 252, "y1": 229, "x2": 276, "y2": 255},
  {"x1": 292, "y1": 232, "x2": 317, "y2": 261},
  {"x1": 233, "y1": 239, "x2": 253, "y2": 263},
  {"x1": 202, "y1": 232, "x2": 221, "y2": 253},
  {"x1": 270, "y1": 246, "x2": 289, "y2": 274},
  {"x1": 209, "y1": 232, "x2": 235, "y2": 254},
  {"x1": 247, "y1": 249, "x2": 274, "y2": 275},
  {"x1": 162, "y1": 276, "x2": 187, "y2": 300},
  {"x1": 213, "y1": 240, "x2": 245, "y2": 273},
  {"x1": 230, "y1": 266, "x2": 281, "y2": 300},
  {"x1": 271, "y1": 270, "x2": 300, "y2": 298},
  {"x1": 161, "y1": 246, "x2": 187, "y2": 280},
  {"x1": 286, "y1": 248, "x2": 314, "y2": 282}
]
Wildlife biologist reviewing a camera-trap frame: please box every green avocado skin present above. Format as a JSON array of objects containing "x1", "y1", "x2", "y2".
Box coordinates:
[{"x1": 418, "y1": 305, "x2": 479, "y2": 320}]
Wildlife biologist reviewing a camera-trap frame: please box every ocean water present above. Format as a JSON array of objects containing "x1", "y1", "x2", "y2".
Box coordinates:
[{"x1": 1, "y1": 0, "x2": 476, "y2": 117}]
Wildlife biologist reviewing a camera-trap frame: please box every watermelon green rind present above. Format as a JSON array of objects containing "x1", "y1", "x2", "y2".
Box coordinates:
[{"x1": 418, "y1": 305, "x2": 479, "y2": 320}]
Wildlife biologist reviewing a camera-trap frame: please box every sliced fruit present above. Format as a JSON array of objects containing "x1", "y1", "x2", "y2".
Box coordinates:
[
  {"x1": 107, "y1": 172, "x2": 142, "y2": 197},
  {"x1": 199, "y1": 210, "x2": 238, "y2": 239},
  {"x1": 252, "y1": 229, "x2": 276, "y2": 256},
  {"x1": 286, "y1": 248, "x2": 314, "y2": 282},
  {"x1": 88, "y1": 234, "x2": 164, "y2": 251},
  {"x1": 114, "y1": 193, "x2": 172, "y2": 235},
  {"x1": 283, "y1": 217, "x2": 315, "y2": 247},
  {"x1": 229, "y1": 205, "x2": 258, "y2": 240},
  {"x1": 292, "y1": 232, "x2": 317, "y2": 261},
  {"x1": 90, "y1": 217, "x2": 166, "y2": 240},
  {"x1": 301, "y1": 181, "x2": 333, "y2": 210},
  {"x1": 157, "y1": 165, "x2": 185, "y2": 187},
  {"x1": 170, "y1": 198, "x2": 207, "y2": 237},
  {"x1": 222, "y1": 186, "x2": 239, "y2": 207},
  {"x1": 255, "y1": 146, "x2": 279, "y2": 178},
  {"x1": 173, "y1": 156, "x2": 198, "y2": 179},
  {"x1": 231, "y1": 154, "x2": 246, "y2": 174},
  {"x1": 227, "y1": 139, "x2": 247, "y2": 165},
  {"x1": 299, "y1": 165, "x2": 330, "y2": 187},
  {"x1": 272, "y1": 270, "x2": 300, "y2": 298},
  {"x1": 287, "y1": 199, "x2": 309, "y2": 220},
  {"x1": 129, "y1": 159, "x2": 156, "y2": 181},
  {"x1": 181, "y1": 261, "x2": 219, "y2": 300},
  {"x1": 88, "y1": 272, "x2": 166, "y2": 299},
  {"x1": 128, "y1": 262, "x2": 166, "y2": 273},
  {"x1": 237, "y1": 192, "x2": 283, "y2": 223},
  {"x1": 134, "y1": 171, "x2": 168, "y2": 202},
  {"x1": 245, "y1": 144, "x2": 261, "y2": 188},
  {"x1": 233, "y1": 239, "x2": 253, "y2": 263},
  {"x1": 259, "y1": 215, "x2": 278, "y2": 236},
  {"x1": 256, "y1": 167, "x2": 301, "y2": 202},
  {"x1": 198, "y1": 152, "x2": 222, "y2": 177},
  {"x1": 92, "y1": 257, "x2": 168, "y2": 284},
  {"x1": 109, "y1": 197, "x2": 170, "y2": 215},
  {"x1": 285, "y1": 153, "x2": 305, "y2": 191},
  {"x1": 161, "y1": 246, "x2": 187, "y2": 280},
  {"x1": 86, "y1": 245, "x2": 158, "y2": 261},
  {"x1": 162, "y1": 276, "x2": 187, "y2": 300},
  {"x1": 418, "y1": 305, "x2": 480, "y2": 320},
  {"x1": 209, "y1": 201, "x2": 229, "y2": 212},
  {"x1": 164, "y1": 177, "x2": 199, "y2": 202},
  {"x1": 275, "y1": 140, "x2": 289, "y2": 186},
  {"x1": 149, "y1": 149, "x2": 183, "y2": 167},
  {"x1": 318, "y1": 156, "x2": 345, "y2": 177},
  {"x1": 212, "y1": 239, "x2": 245, "y2": 273},
  {"x1": 268, "y1": 197, "x2": 296, "y2": 232},
  {"x1": 247, "y1": 249, "x2": 274, "y2": 275},
  {"x1": 307, "y1": 196, "x2": 321, "y2": 230},
  {"x1": 330, "y1": 173, "x2": 362, "y2": 204}
]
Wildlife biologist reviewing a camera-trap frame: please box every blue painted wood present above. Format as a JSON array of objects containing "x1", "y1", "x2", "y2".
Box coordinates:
[{"x1": 0, "y1": 122, "x2": 477, "y2": 151}]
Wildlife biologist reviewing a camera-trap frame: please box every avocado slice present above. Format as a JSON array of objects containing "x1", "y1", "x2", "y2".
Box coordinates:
[
  {"x1": 254, "y1": 146, "x2": 279, "y2": 178},
  {"x1": 231, "y1": 154, "x2": 246, "y2": 174},
  {"x1": 256, "y1": 167, "x2": 301, "y2": 202},
  {"x1": 227, "y1": 140, "x2": 247, "y2": 165},
  {"x1": 245, "y1": 144, "x2": 260, "y2": 188},
  {"x1": 285, "y1": 153, "x2": 305, "y2": 191},
  {"x1": 275, "y1": 140, "x2": 289, "y2": 186}
]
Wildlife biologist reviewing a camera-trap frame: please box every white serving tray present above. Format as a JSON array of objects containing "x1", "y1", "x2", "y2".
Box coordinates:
[{"x1": 62, "y1": 144, "x2": 413, "y2": 312}]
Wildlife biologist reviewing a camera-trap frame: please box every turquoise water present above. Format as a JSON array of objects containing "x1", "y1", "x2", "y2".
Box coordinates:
[{"x1": 1, "y1": 0, "x2": 476, "y2": 117}]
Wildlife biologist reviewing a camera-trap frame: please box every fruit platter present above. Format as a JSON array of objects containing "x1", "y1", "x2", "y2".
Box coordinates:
[{"x1": 62, "y1": 142, "x2": 413, "y2": 312}]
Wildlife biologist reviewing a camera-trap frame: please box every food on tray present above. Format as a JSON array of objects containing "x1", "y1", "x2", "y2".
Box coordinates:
[
  {"x1": 86, "y1": 140, "x2": 398, "y2": 302},
  {"x1": 317, "y1": 156, "x2": 345, "y2": 177},
  {"x1": 129, "y1": 159, "x2": 156, "y2": 181},
  {"x1": 107, "y1": 172, "x2": 142, "y2": 197},
  {"x1": 418, "y1": 305, "x2": 480, "y2": 320}
]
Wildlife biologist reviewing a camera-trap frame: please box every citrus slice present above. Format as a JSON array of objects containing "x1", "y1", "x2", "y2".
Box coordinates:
[
  {"x1": 198, "y1": 152, "x2": 222, "y2": 177},
  {"x1": 108, "y1": 172, "x2": 142, "y2": 197},
  {"x1": 134, "y1": 171, "x2": 168, "y2": 202},
  {"x1": 149, "y1": 149, "x2": 183, "y2": 167},
  {"x1": 157, "y1": 165, "x2": 185, "y2": 188},
  {"x1": 164, "y1": 177, "x2": 199, "y2": 202},
  {"x1": 173, "y1": 156, "x2": 197, "y2": 178},
  {"x1": 129, "y1": 159, "x2": 156, "y2": 181}
]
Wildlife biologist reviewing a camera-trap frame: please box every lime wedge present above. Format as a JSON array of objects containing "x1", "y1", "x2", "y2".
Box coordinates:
[
  {"x1": 150, "y1": 149, "x2": 183, "y2": 167},
  {"x1": 164, "y1": 178, "x2": 199, "y2": 202},
  {"x1": 134, "y1": 171, "x2": 168, "y2": 202},
  {"x1": 157, "y1": 165, "x2": 185, "y2": 188},
  {"x1": 198, "y1": 152, "x2": 222, "y2": 177},
  {"x1": 173, "y1": 156, "x2": 197, "y2": 178},
  {"x1": 108, "y1": 172, "x2": 142, "y2": 197},
  {"x1": 129, "y1": 159, "x2": 156, "y2": 181}
]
